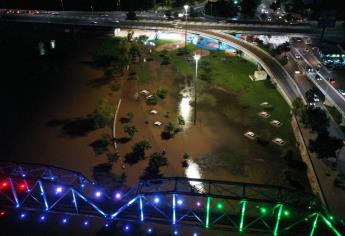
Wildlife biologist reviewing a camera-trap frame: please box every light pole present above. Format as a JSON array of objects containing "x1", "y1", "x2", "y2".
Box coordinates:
[
  {"x1": 193, "y1": 54, "x2": 200, "y2": 125},
  {"x1": 184, "y1": 5, "x2": 189, "y2": 48},
  {"x1": 60, "y1": 0, "x2": 65, "y2": 11}
]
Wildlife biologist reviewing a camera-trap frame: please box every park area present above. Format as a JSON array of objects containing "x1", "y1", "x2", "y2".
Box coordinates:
[{"x1": 108, "y1": 34, "x2": 310, "y2": 191}]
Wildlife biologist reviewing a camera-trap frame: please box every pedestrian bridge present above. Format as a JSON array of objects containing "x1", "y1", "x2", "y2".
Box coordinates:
[{"x1": 0, "y1": 162, "x2": 343, "y2": 235}]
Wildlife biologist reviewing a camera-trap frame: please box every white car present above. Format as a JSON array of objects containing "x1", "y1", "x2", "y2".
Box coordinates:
[
  {"x1": 295, "y1": 54, "x2": 301, "y2": 59},
  {"x1": 150, "y1": 110, "x2": 158, "y2": 115},
  {"x1": 146, "y1": 95, "x2": 153, "y2": 100},
  {"x1": 295, "y1": 70, "x2": 301, "y2": 74},
  {"x1": 313, "y1": 95, "x2": 320, "y2": 102},
  {"x1": 154, "y1": 121, "x2": 162, "y2": 127}
]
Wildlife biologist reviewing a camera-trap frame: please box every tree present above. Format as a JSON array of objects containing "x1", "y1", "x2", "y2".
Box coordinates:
[
  {"x1": 181, "y1": 153, "x2": 189, "y2": 168},
  {"x1": 125, "y1": 140, "x2": 152, "y2": 165},
  {"x1": 141, "y1": 152, "x2": 168, "y2": 179},
  {"x1": 240, "y1": 0, "x2": 261, "y2": 17},
  {"x1": 270, "y1": 0, "x2": 281, "y2": 12},
  {"x1": 107, "y1": 152, "x2": 120, "y2": 164},
  {"x1": 156, "y1": 88, "x2": 168, "y2": 99},
  {"x1": 292, "y1": 97, "x2": 305, "y2": 117},
  {"x1": 165, "y1": 10, "x2": 172, "y2": 19},
  {"x1": 309, "y1": 130, "x2": 343, "y2": 159},
  {"x1": 92, "y1": 98, "x2": 116, "y2": 128},
  {"x1": 127, "y1": 112, "x2": 134, "y2": 120},
  {"x1": 126, "y1": 11, "x2": 137, "y2": 20},
  {"x1": 124, "y1": 125, "x2": 138, "y2": 138},
  {"x1": 205, "y1": 0, "x2": 239, "y2": 18},
  {"x1": 177, "y1": 115, "x2": 185, "y2": 126}
]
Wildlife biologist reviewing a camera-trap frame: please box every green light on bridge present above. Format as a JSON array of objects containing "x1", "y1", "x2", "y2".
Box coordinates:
[
  {"x1": 205, "y1": 197, "x2": 211, "y2": 229},
  {"x1": 216, "y1": 202, "x2": 223, "y2": 210},
  {"x1": 239, "y1": 200, "x2": 247, "y2": 233},
  {"x1": 260, "y1": 207, "x2": 267, "y2": 215},
  {"x1": 273, "y1": 204, "x2": 283, "y2": 236}
]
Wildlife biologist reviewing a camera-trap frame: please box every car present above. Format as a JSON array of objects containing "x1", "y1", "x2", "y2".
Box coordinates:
[
  {"x1": 295, "y1": 70, "x2": 301, "y2": 74},
  {"x1": 338, "y1": 89, "x2": 345, "y2": 96},
  {"x1": 244, "y1": 131, "x2": 256, "y2": 140},
  {"x1": 330, "y1": 78, "x2": 336, "y2": 84},
  {"x1": 294, "y1": 54, "x2": 301, "y2": 59},
  {"x1": 146, "y1": 95, "x2": 153, "y2": 99},
  {"x1": 315, "y1": 74, "x2": 322, "y2": 81},
  {"x1": 313, "y1": 94, "x2": 319, "y2": 102},
  {"x1": 150, "y1": 110, "x2": 158, "y2": 115},
  {"x1": 154, "y1": 121, "x2": 162, "y2": 127},
  {"x1": 90, "y1": 21, "x2": 98, "y2": 24}
]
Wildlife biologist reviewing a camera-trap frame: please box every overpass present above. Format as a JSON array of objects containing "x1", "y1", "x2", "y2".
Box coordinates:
[{"x1": 0, "y1": 11, "x2": 313, "y2": 36}]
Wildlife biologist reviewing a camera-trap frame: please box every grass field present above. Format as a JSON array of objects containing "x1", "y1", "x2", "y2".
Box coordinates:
[{"x1": 167, "y1": 47, "x2": 296, "y2": 152}]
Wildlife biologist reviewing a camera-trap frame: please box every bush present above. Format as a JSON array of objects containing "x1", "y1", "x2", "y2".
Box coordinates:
[
  {"x1": 146, "y1": 94, "x2": 159, "y2": 105},
  {"x1": 156, "y1": 88, "x2": 168, "y2": 99},
  {"x1": 256, "y1": 137, "x2": 269, "y2": 146},
  {"x1": 92, "y1": 98, "x2": 117, "y2": 128},
  {"x1": 110, "y1": 82, "x2": 120, "y2": 91}
]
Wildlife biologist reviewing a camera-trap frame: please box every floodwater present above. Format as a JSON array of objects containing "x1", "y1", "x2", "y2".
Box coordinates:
[{"x1": 0, "y1": 25, "x2": 118, "y2": 180}]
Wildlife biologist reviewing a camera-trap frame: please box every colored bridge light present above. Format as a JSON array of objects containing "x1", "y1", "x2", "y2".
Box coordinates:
[
  {"x1": 62, "y1": 218, "x2": 68, "y2": 224},
  {"x1": 147, "y1": 227, "x2": 153, "y2": 233},
  {"x1": 173, "y1": 230, "x2": 178, "y2": 235},
  {"x1": 95, "y1": 191, "x2": 102, "y2": 198},
  {"x1": 217, "y1": 202, "x2": 223, "y2": 210},
  {"x1": 55, "y1": 187, "x2": 63, "y2": 194},
  {"x1": 1, "y1": 181, "x2": 8, "y2": 188},
  {"x1": 0, "y1": 211, "x2": 5, "y2": 217},
  {"x1": 84, "y1": 221, "x2": 89, "y2": 226},
  {"x1": 19, "y1": 183, "x2": 27, "y2": 191},
  {"x1": 154, "y1": 197, "x2": 160, "y2": 204},
  {"x1": 196, "y1": 201, "x2": 201, "y2": 207},
  {"x1": 40, "y1": 215, "x2": 46, "y2": 221},
  {"x1": 115, "y1": 192, "x2": 121, "y2": 200},
  {"x1": 283, "y1": 210, "x2": 290, "y2": 217},
  {"x1": 177, "y1": 199, "x2": 183, "y2": 205},
  {"x1": 20, "y1": 213, "x2": 26, "y2": 219},
  {"x1": 260, "y1": 207, "x2": 268, "y2": 214},
  {"x1": 124, "y1": 225, "x2": 130, "y2": 231}
]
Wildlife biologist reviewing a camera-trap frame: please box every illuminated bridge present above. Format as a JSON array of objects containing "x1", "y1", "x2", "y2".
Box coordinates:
[{"x1": 0, "y1": 162, "x2": 343, "y2": 235}]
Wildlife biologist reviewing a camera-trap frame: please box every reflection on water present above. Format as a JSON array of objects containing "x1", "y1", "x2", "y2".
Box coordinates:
[
  {"x1": 178, "y1": 75, "x2": 194, "y2": 128},
  {"x1": 185, "y1": 159, "x2": 205, "y2": 193}
]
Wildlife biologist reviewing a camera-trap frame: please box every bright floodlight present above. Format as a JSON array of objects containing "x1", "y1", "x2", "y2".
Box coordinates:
[
  {"x1": 20, "y1": 213, "x2": 26, "y2": 219},
  {"x1": 84, "y1": 221, "x2": 89, "y2": 226},
  {"x1": 124, "y1": 225, "x2": 130, "y2": 231},
  {"x1": 40, "y1": 215, "x2": 46, "y2": 221},
  {"x1": 196, "y1": 201, "x2": 201, "y2": 207},
  {"x1": 177, "y1": 199, "x2": 183, "y2": 205},
  {"x1": 194, "y1": 54, "x2": 201, "y2": 62},
  {"x1": 154, "y1": 197, "x2": 160, "y2": 203},
  {"x1": 147, "y1": 228, "x2": 153, "y2": 233},
  {"x1": 184, "y1": 4, "x2": 189, "y2": 11},
  {"x1": 174, "y1": 230, "x2": 178, "y2": 235},
  {"x1": 62, "y1": 218, "x2": 67, "y2": 224}
]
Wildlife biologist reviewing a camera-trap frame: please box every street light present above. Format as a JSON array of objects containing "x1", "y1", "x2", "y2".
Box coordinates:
[
  {"x1": 184, "y1": 5, "x2": 189, "y2": 48},
  {"x1": 193, "y1": 54, "x2": 201, "y2": 125}
]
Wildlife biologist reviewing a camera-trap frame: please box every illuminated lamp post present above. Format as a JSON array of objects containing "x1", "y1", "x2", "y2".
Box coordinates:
[
  {"x1": 184, "y1": 5, "x2": 189, "y2": 48},
  {"x1": 193, "y1": 54, "x2": 200, "y2": 125}
]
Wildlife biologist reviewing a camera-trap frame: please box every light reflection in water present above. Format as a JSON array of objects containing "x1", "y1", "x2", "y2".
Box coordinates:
[
  {"x1": 179, "y1": 95, "x2": 191, "y2": 128},
  {"x1": 185, "y1": 159, "x2": 205, "y2": 193}
]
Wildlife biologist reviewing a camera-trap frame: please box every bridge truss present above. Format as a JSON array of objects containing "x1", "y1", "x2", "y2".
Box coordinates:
[{"x1": 0, "y1": 162, "x2": 343, "y2": 235}]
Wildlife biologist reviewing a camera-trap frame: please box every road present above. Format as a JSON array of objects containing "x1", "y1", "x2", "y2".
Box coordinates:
[
  {"x1": 290, "y1": 39, "x2": 345, "y2": 117},
  {"x1": 0, "y1": 10, "x2": 313, "y2": 35}
]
